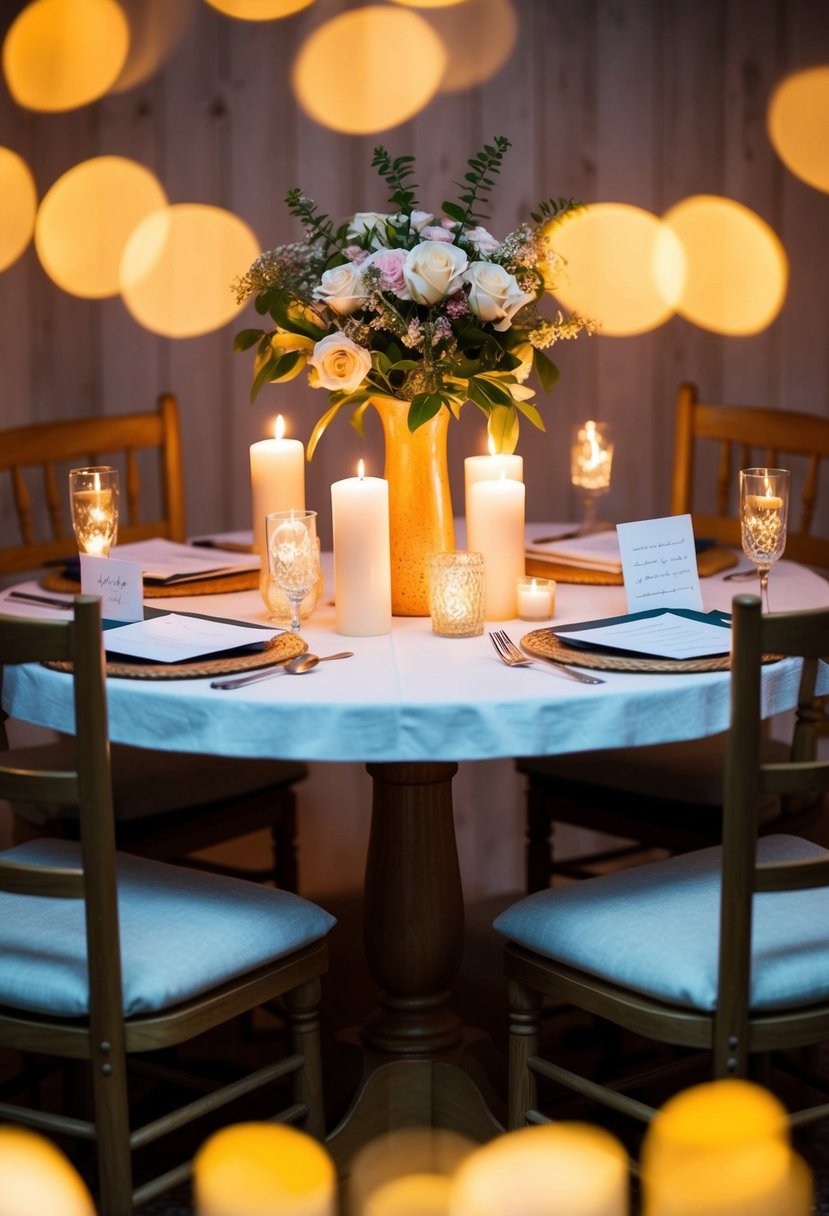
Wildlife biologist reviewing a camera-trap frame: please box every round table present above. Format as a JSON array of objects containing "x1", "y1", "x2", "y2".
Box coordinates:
[{"x1": 4, "y1": 554, "x2": 828, "y2": 1162}]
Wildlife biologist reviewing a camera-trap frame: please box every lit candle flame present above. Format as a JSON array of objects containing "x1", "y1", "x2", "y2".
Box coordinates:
[
  {"x1": 274, "y1": 414, "x2": 285, "y2": 441},
  {"x1": 487, "y1": 436, "x2": 496, "y2": 457},
  {"x1": 358, "y1": 459, "x2": 365, "y2": 480}
]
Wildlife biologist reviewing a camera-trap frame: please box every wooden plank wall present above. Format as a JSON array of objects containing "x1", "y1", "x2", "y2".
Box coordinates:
[{"x1": 1, "y1": 0, "x2": 827, "y2": 897}]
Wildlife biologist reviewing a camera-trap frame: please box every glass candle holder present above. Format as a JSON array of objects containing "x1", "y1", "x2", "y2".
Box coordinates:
[
  {"x1": 68, "y1": 466, "x2": 119, "y2": 556},
  {"x1": 429, "y1": 551, "x2": 485, "y2": 638},
  {"x1": 516, "y1": 577, "x2": 555, "y2": 620},
  {"x1": 570, "y1": 420, "x2": 614, "y2": 533}
]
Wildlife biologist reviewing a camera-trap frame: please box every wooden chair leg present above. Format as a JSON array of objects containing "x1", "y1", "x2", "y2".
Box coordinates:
[
  {"x1": 90, "y1": 1043, "x2": 134, "y2": 1216},
  {"x1": 508, "y1": 978, "x2": 543, "y2": 1130},
  {"x1": 285, "y1": 977, "x2": 325, "y2": 1140}
]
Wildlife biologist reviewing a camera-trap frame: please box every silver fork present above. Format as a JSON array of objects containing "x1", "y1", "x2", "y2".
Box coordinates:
[{"x1": 488, "y1": 629, "x2": 605, "y2": 685}]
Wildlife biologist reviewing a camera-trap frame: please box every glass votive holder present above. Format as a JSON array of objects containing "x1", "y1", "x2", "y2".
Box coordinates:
[
  {"x1": 429, "y1": 551, "x2": 486, "y2": 638},
  {"x1": 68, "y1": 465, "x2": 119, "y2": 557},
  {"x1": 516, "y1": 576, "x2": 555, "y2": 620}
]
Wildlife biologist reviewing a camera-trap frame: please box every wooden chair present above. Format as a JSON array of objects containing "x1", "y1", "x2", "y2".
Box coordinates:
[
  {"x1": 1, "y1": 395, "x2": 306, "y2": 891},
  {"x1": 498, "y1": 594, "x2": 829, "y2": 1133},
  {"x1": 0, "y1": 597, "x2": 334, "y2": 1214},
  {"x1": 518, "y1": 382, "x2": 829, "y2": 891}
]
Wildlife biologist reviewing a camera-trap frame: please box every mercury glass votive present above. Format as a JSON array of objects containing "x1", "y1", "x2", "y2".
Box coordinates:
[
  {"x1": 571, "y1": 420, "x2": 614, "y2": 534},
  {"x1": 429, "y1": 551, "x2": 486, "y2": 638},
  {"x1": 68, "y1": 466, "x2": 119, "y2": 557}
]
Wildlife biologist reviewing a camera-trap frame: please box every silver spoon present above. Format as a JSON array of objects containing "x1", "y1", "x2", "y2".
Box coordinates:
[{"x1": 210, "y1": 651, "x2": 353, "y2": 690}]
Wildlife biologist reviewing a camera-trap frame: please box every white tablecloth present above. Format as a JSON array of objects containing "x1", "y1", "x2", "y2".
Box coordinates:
[{"x1": 3, "y1": 554, "x2": 827, "y2": 766}]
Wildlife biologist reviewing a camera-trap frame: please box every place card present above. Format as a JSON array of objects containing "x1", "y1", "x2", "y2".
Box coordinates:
[
  {"x1": 80, "y1": 554, "x2": 144, "y2": 623},
  {"x1": 616, "y1": 514, "x2": 703, "y2": 613}
]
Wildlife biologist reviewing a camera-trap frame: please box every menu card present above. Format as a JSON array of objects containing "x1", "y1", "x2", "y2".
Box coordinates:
[
  {"x1": 104, "y1": 613, "x2": 279, "y2": 663},
  {"x1": 554, "y1": 608, "x2": 731, "y2": 660},
  {"x1": 616, "y1": 514, "x2": 704, "y2": 613},
  {"x1": 109, "y1": 538, "x2": 260, "y2": 584}
]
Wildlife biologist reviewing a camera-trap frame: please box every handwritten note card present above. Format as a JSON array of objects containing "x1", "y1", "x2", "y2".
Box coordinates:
[
  {"x1": 80, "y1": 555, "x2": 144, "y2": 623},
  {"x1": 616, "y1": 514, "x2": 703, "y2": 613}
]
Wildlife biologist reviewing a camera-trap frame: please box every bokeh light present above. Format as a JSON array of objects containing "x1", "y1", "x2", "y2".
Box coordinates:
[
  {"x1": 194, "y1": 1123, "x2": 336, "y2": 1216},
  {"x1": 112, "y1": 0, "x2": 194, "y2": 93},
  {"x1": 389, "y1": 0, "x2": 469, "y2": 7},
  {"x1": 203, "y1": 0, "x2": 316, "y2": 17},
  {"x1": 663, "y1": 194, "x2": 788, "y2": 335},
  {"x1": 768, "y1": 65, "x2": 829, "y2": 194},
  {"x1": 35, "y1": 157, "x2": 167, "y2": 299},
  {"x1": 642, "y1": 1080, "x2": 813, "y2": 1215},
  {"x1": 424, "y1": 0, "x2": 517, "y2": 91},
  {"x1": 0, "y1": 1126, "x2": 95, "y2": 1216},
  {"x1": 292, "y1": 6, "x2": 446, "y2": 134},
  {"x1": 349, "y1": 1129, "x2": 474, "y2": 1216},
  {"x1": 120, "y1": 203, "x2": 260, "y2": 337},
  {"x1": 0, "y1": 148, "x2": 37, "y2": 272},
  {"x1": 2, "y1": 0, "x2": 129, "y2": 112},
  {"x1": 549, "y1": 202, "x2": 686, "y2": 336},
  {"x1": 447, "y1": 1123, "x2": 629, "y2": 1215}
]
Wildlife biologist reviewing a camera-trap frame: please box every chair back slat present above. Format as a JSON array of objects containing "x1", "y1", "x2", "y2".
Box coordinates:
[
  {"x1": 0, "y1": 393, "x2": 186, "y2": 575},
  {"x1": 670, "y1": 383, "x2": 829, "y2": 571},
  {"x1": 0, "y1": 857, "x2": 84, "y2": 898}
]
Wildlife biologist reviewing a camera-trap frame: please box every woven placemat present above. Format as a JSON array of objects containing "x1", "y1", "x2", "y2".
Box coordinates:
[
  {"x1": 521, "y1": 628, "x2": 781, "y2": 674},
  {"x1": 43, "y1": 631, "x2": 306, "y2": 681},
  {"x1": 41, "y1": 570, "x2": 260, "y2": 597},
  {"x1": 524, "y1": 546, "x2": 738, "y2": 587}
]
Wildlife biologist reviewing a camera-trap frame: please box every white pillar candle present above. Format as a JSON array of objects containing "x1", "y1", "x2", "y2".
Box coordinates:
[
  {"x1": 464, "y1": 446, "x2": 523, "y2": 525},
  {"x1": 250, "y1": 415, "x2": 305, "y2": 558},
  {"x1": 331, "y1": 462, "x2": 392, "y2": 637},
  {"x1": 467, "y1": 474, "x2": 525, "y2": 620},
  {"x1": 517, "y1": 577, "x2": 555, "y2": 620}
]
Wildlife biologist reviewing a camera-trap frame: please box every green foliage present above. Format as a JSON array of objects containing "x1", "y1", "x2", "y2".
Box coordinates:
[
  {"x1": 371, "y1": 146, "x2": 419, "y2": 216},
  {"x1": 284, "y1": 187, "x2": 348, "y2": 254},
  {"x1": 530, "y1": 196, "x2": 584, "y2": 227},
  {"x1": 442, "y1": 136, "x2": 511, "y2": 230}
]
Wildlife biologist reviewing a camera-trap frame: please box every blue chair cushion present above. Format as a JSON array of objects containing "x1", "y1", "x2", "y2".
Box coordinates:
[
  {"x1": 494, "y1": 834, "x2": 829, "y2": 1014},
  {"x1": 0, "y1": 840, "x2": 335, "y2": 1018}
]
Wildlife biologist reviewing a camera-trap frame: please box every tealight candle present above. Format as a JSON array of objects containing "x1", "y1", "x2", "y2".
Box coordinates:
[
  {"x1": 249, "y1": 415, "x2": 305, "y2": 558},
  {"x1": 467, "y1": 474, "x2": 525, "y2": 620},
  {"x1": 517, "y1": 577, "x2": 555, "y2": 620},
  {"x1": 745, "y1": 493, "x2": 784, "y2": 510},
  {"x1": 331, "y1": 461, "x2": 392, "y2": 636}
]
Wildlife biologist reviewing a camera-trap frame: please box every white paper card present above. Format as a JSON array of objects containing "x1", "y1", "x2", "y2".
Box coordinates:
[
  {"x1": 616, "y1": 514, "x2": 704, "y2": 613},
  {"x1": 80, "y1": 555, "x2": 144, "y2": 622},
  {"x1": 104, "y1": 613, "x2": 278, "y2": 663},
  {"x1": 557, "y1": 612, "x2": 731, "y2": 659},
  {"x1": 110, "y1": 538, "x2": 259, "y2": 583}
]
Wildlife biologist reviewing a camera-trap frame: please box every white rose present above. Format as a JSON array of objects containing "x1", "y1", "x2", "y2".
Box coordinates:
[
  {"x1": 348, "y1": 211, "x2": 391, "y2": 248},
  {"x1": 312, "y1": 263, "x2": 367, "y2": 316},
  {"x1": 403, "y1": 240, "x2": 468, "y2": 306},
  {"x1": 463, "y1": 262, "x2": 535, "y2": 331},
  {"x1": 309, "y1": 333, "x2": 372, "y2": 393},
  {"x1": 389, "y1": 209, "x2": 434, "y2": 233}
]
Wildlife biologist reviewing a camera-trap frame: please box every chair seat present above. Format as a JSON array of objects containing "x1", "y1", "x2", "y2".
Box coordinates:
[
  {"x1": 0, "y1": 839, "x2": 335, "y2": 1019},
  {"x1": 494, "y1": 834, "x2": 829, "y2": 1014},
  {"x1": 9, "y1": 737, "x2": 307, "y2": 825}
]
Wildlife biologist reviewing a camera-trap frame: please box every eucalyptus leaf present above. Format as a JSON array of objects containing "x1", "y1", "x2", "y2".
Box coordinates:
[
  {"x1": 408, "y1": 393, "x2": 444, "y2": 431},
  {"x1": 533, "y1": 349, "x2": 560, "y2": 393},
  {"x1": 487, "y1": 405, "x2": 519, "y2": 454},
  {"x1": 233, "y1": 328, "x2": 264, "y2": 352}
]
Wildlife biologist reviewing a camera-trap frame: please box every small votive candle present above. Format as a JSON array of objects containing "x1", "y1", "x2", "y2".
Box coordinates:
[
  {"x1": 517, "y1": 577, "x2": 555, "y2": 620},
  {"x1": 429, "y1": 551, "x2": 486, "y2": 638}
]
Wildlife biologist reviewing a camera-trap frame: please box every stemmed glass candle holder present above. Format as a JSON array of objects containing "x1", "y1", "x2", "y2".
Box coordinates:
[
  {"x1": 68, "y1": 466, "x2": 119, "y2": 556},
  {"x1": 266, "y1": 510, "x2": 320, "y2": 633},
  {"x1": 570, "y1": 420, "x2": 614, "y2": 534},
  {"x1": 739, "y1": 468, "x2": 790, "y2": 612}
]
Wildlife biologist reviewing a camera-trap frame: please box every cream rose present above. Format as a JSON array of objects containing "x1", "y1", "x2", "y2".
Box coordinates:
[
  {"x1": 463, "y1": 262, "x2": 535, "y2": 331},
  {"x1": 348, "y1": 211, "x2": 391, "y2": 248},
  {"x1": 312, "y1": 262, "x2": 368, "y2": 316},
  {"x1": 403, "y1": 240, "x2": 468, "y2": 306},
  {"x1": 309, "y1": 333, "x2": 372, "y2": 392}
]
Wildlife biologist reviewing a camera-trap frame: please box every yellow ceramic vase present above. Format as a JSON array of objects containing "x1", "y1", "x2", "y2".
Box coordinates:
[{"x1": 372, "y1": 396, "x2": 455, "y2": 616}]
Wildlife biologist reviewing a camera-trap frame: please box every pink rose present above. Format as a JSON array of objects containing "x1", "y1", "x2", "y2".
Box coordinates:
[
  {"x1": 420, "y1": 225, "x2": 455, "y2": 243},
  {"x1": 463, "y1": 225, "x2": 501, "y2": 255},
  {"x1": 365, "y1": 248, "x2": 410, "y2": 298}
]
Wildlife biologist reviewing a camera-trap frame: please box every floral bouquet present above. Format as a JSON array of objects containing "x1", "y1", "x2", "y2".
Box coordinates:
[{"x1": 234, "y1": 136, "x2": 593, "y2": 458}]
